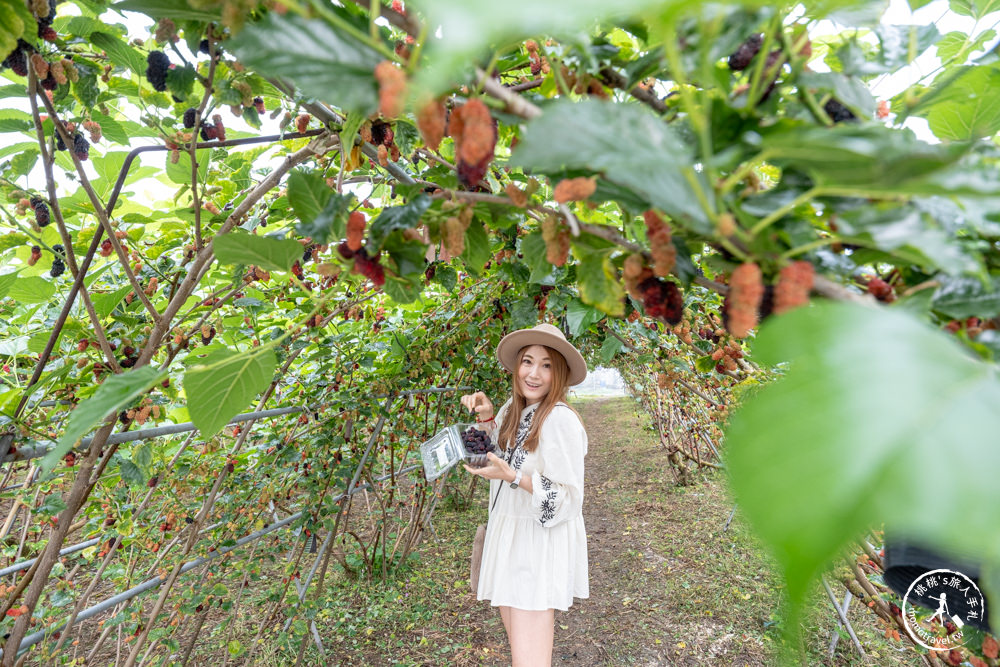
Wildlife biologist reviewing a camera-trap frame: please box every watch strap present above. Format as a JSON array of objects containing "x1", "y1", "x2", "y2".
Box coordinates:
[{"x1": 509, "y1": 469, "x2": 523, "y2": 489}]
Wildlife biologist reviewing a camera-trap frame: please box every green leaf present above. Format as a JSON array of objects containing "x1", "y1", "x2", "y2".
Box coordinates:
[
  {"x1": 8, "y1": 276, "x2": 56, "y2": 304},
  {"x1": 726, "y1": 302, "x2": 1000, "y2": 626},
  {"x1": 566, "y1": 297, "x2": 604, "y2": 336},
  {"x1": 599, "y1": 334, "x2": 623, "y2": 363},
  {"x1": 510, "y1": 299, "x2": 539, "y2": 330},
  {"x1": 112, "y1": 0, "x2": 222, "y2": 21},
  {"x1": 876, "y1": 24, "x2": 940, "y2": 71},
  {"x1": 459, "y1": 218, "x2": 490, "y2": 276},
  {"x1": 756, "y1": 121, "x2": 970, "y2": 193},
  {"x1": 184, "y1": 347, "x2": 277, "y2": 439},
  {"x1": 287, "y1": 170, "x2": 351, "y2": 244},
  {"x1": 368, "y1": 195, "x2": 431, "y2": 250},
  {"x1": 695, "y1": 355, "x2": 717, "y2": 373},
  {"x1": 213, "y1": 232, "x2": 303, "y2": 272},
  {"x1": 92, "y1": 285, "x2": 134, "y2": 319},
  {"x1": 383, "y1": 274, "x2": 421, "y2": 304},
  {"x1": 383, "y1": 235, "x2": 428, "y2": 279},
  {"x1": 119, "y1": 459, "x2": 145, "y2": 487},
  {"x1": 520, "y1": 231, "x2": 557, "y2": 284},
  {"x1": 287, "y1": 170, "x2": 332, "y2": 223},
  {"x1": 226, "y1": 13, "x2": 381, "y2": 113},
  {"x1": 931, "y1": 276, "x2": 1000, "y2": 319},
  {"x1": 512, "y1": 99, "x2": 712, "y2": 233},
  {"x1": 432, "y1": 263, "x2": 457, "y2": 291},
  {"x1": 0, "y1": 0, "x2": 31, "y2": 59},
  {"x1": 8, "y1": 150, "x2": 37, "y2": 178},
  {"x1": 166, "y1": 64, "x2": 196, "y2": 100},
  {"x1": 133, "y1": 441, "x2": 152, "y2": 470},
  {"x1": 165, "y1": 148, "x2": 210, "y2": 185},
  {"x1": 936, "y1": 29, "x2": 996, "y2": 62},
  {"x1": 574, "y1": 246, "x2": 625, "y2": 318},
  {"x1": 922, "y1": 66, "x2": 1000, "y2": 141},
  {"x1": 42, "y1": 366, "x2": 167, "y2": 472},
  {"x1": 0, "y1": 272, "x2": 19, "y2": 298},
  {"x1": 949, "y1": 0, "x2": 1000, "y2": 20},
  {"x1": 90, "y1": 32, "x2": 147, "y2": 77},
  {"x1": 0, "y1": 109, "x2": 32, "y2": 133}
]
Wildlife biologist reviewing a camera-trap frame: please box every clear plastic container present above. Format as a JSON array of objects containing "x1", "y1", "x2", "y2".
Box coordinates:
[{"x1": 420, "y1": 422, "x2": 492, "y2": 481}]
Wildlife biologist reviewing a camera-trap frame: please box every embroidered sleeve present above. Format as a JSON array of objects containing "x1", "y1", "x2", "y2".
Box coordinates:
[{"x1": 530, "y1": 406, "x2": 587, "y2": 528}]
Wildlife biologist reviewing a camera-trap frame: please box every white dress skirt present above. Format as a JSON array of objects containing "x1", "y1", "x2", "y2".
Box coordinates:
[{"x1": 476, "y1": 399, "x2": 589, "y2": 612}]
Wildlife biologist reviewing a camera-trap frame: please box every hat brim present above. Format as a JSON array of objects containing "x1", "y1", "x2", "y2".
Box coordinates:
[{"x1": 496, "y1": 330, "x2": 587, "y2": 386}]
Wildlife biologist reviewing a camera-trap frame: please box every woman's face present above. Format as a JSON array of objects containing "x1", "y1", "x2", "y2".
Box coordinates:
[{"x1": 517, "y1": 344, "x2": 553, "y2": 404}]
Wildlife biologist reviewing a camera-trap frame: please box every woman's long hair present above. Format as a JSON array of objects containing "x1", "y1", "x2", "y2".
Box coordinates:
[{"x1": 496, "y1": 344, "x2": 584, "y2": 453}]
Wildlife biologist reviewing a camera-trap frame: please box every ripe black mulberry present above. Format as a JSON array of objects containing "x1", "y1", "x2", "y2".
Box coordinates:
[
  {"x1": 50, "y1": 257, "x2": 65, "y2": 277},
  {"x1": 728, "y1": 34, "x2": 763, "y2": 71},
  {"x1": 31, "y1": 197, "x2": 50, "y2": 227},
  {"x1": 73, "y1": 133, "x2": 89, "y2": 161},
  {"x1": 145, "y1": 50, "x2": 170, "y2": 92},
  {"x1": 638, "y1": 277, "x2": 683, "y2": 325},
  {"x1": 824, "y1": 98, "x2": 856, "y2": 123},
  {"x1": 183, "y1": 107, "x2": 197, "y2": 128},
  {"x1": 2, "y1": 43, "x2": 29, "y2": 77}
]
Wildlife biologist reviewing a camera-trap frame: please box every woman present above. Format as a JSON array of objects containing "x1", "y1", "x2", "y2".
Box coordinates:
[{"x1": 461, "y1": 323, "x2": 589, "y2": 666}]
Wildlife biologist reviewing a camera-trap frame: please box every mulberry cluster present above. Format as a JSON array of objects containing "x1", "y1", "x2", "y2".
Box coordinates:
[
  {"x1": 643, "y1": 210, "x2": 677, "y2": 277},
  {"x1": 638, "y1": 277, "x2": 683, "y2": 325},
  {"x1": 182, "y1": 107, "x2": 198, "y2": 129},
  {"x1": 525, "y1": 40, "x2": 548, "y2": 76},
  {"x1": 154, "y1": 18, "x2": 178, "y2": 44},
  {"x1": 253, "y1": 96, "x2": 265, "y2": 114},
  {"x1": 82, "y1": 120, "x2": 102, "y2": 143},
  {"x1": 416, "y1": 98, "x2": 446, "y2": 151},
  {"x1": 358, "y1": 120, "x2": 400, "y2": 167},
  {"x1": 711, "y1": 340, "x2": 744, "y2": 374},
  {"x1": 623, "y1": 253, "x2": 653, "y2": 309},
  {"x1": 448, "y1": 99, "x2": 496, "y2": 188},
  {"x1": 351, "y1": 248, "x2": 385, "y2": 287},
  {"x1": 34, "y1": 0, "x2": 57, "y2": 39},
  {"x1": 199, "y1": 116, "x2": 225, "y2": 141},
  {"x1": 867, "y1": 276, "x2": 895, "y2": 303},
  {"x1": 541, "y1": 215, "x2": 570, "y2": 266},
  {"x1": 553, "y1": 176, "x2": 597, "y2": 204},
  {"x1": 28, "y1": 245, "x2": 41, "y2": 266},
  {"x1": 374, "y1": 61, "x2": 406, "y2": 119},
  {"x1": 824, "y1": 98, "x2": 857, "y2": 123},
  {"x1": 461, "y1": 427, "x2": 495, "y2": 467},
  {"x1": 1, "y1": 42, "x2": 30, "y2": 77},
  {"x1": 773, "y1": 261, "x2": 814, "y2": 314},
  {"x1": 145, "y1": 51, "x2": 170, "y2": 92},
  {"x1": 50, "y1": 244, "x2": 65, "y2": 278},
  {"x1": 442, "y1": 212, "x2": 472, "y2": 258},
  {"x1": 200, "y1": 324, "x2": 216, "y2": 345},
  {"x1": 723, "y1": 263, "x2": 764, "y2": 338},
  {"x1": 346, "y1": 211, "x2": 366, "y2": 252},
  {"x1": 30, "y1": 196, "x2": 50, "y2": 227},
  {"x1": 73, "y1": 132, "x2": 90, "y2": 161},
  {"x1": 728, "y1": 34, "x2": 763, "y2": 71}
]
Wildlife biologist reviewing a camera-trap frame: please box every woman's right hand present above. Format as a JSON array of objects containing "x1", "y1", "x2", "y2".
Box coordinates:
[{"x1": 460, "y1": 392, "x2": 494, "y2": 422}]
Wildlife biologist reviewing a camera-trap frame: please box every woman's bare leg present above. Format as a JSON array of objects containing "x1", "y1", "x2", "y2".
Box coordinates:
[
  {"x1": 499, "y1": 605, "x2": 511, "y2": 637},
  {"x1": 508, "y1": 608, "x2": 554, "y2": 667}
]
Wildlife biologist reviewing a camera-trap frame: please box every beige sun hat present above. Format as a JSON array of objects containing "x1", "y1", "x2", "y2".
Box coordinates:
[{"x1": 495, "y1": 323, "x2": 588, "y2": 386}]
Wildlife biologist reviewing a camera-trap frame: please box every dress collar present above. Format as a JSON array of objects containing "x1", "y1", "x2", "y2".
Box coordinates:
[{"x1": 519, "y1": 402, "x2": 540, "y2": 419}]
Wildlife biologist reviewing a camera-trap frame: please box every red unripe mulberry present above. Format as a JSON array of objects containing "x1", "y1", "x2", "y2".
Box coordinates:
[
  {"x1": 346, "y1": 212, "x2": 366, "y2": 251},
  {"x1": 725, "y1": 263, "x2": 764, "y2": 338},
  {"x1": 416, "y1": 98, "x2": 446, "y2": 151},
  {"x1": 448, "y1": 99, "x2": 496, "y2": 187},
  {"x1": 643, "y1": 210, "x2": 676, "y2": 277},
  {"x1": 773, "y1": 261, "x2": 814, "y2": 314}
]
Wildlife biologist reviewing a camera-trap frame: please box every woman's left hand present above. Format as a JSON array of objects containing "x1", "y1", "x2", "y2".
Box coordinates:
[{"x1": 463, "y1": 452, "x2": 513, "y2": 483}]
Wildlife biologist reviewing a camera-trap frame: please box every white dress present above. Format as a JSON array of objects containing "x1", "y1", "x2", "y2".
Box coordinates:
[{"x1": 476, "y1": 399, "x2": 589, "y2": 611}]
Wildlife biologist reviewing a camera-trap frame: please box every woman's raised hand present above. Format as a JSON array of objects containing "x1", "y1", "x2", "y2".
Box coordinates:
[{"x1": 460, "y1": 392, "x2": 494, "y2": 421}]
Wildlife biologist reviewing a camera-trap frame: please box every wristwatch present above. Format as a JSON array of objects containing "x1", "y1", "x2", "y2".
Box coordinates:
[{"x1": 509, "y1": 469, "x2": 523, "y2": 489}]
